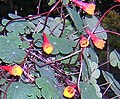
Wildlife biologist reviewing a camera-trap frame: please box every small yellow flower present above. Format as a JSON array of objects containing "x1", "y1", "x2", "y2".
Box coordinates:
[
  {"x1": 9, "y1": 65, "x2": 23, "y2": 76},
  {"x1": 80, "y1": 35, "x2": 89, "y2": 48},
  {"x1": 63, "y1": 86, "x2": 75, "y2": 98}
]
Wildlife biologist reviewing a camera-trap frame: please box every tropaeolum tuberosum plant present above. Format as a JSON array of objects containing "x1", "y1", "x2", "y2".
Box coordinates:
[{"x1": 0, "y1": 0, "x2": 120, "y2": 99}]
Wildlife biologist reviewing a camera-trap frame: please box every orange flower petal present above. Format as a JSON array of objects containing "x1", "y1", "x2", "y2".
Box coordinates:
[
  {"x1": 80, "y1": 35, "x2": 89, "y2": 48},
  {"x1": 9, "y1": 65, "x2": 23, "y2": 76},
  {"x1": 72, "y1": 0, "x2": 95, "y2": 15},
  {"x1": 63, "y1": 86, "x2": 75, "y2": 98},
  {"x1": 42, "y1": 33, "x2": 53, "y2": 54},
  {"x1": 92, "y1": 37, "x2": 106, "y2": 49},
  {"x1": 83, "y1": 3, "x2": 95, "y2": 15},
  {"x1": 85, "y1": 29, "x2": 106, "y2": 49},
  {"x1": 43, "y1": 43, "x2": 53, "y2": 54}
]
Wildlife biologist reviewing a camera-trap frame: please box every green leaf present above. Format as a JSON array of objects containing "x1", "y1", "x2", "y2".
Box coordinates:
[
  {"x1": 2, "y1": 19, "x2": 9, "y2": 26},
  {"x1": 32, "y1": 17, "x2": 63, "y2": 37},
  {"x1": 20, "y1": 41, "x2": 30, "y2": 50},
  {"x1": 0, "y1": 48, "x2": 26, "y2": 63},
  {"x1": 83, "y1": 48, "x2": 98, "y2": 63},
  {"x1": 48, "y1": 0, "x2": 55, "y2": 6},
  {"x1": 110, "y1": 50, "x2": 120, "y2": 69},
  {"x1": 0, "y1": 33, "x2": 21, "y2": 47},
  {"x1": 48, "y1": 35, "x2": 76, "y2": 54},
  {"x1": 66, "y1": 7, "x2": 84, "y2": 32},
  {"x1": 0, "y1": 78, "x2": 6, "y2": 85},
  {"x1": 85, "y1": 16, "x2": 107, "y2": 40},
  {"x1": 36, "y1": 62, "x2": 65, "y2": 99},
  {"x1": 57, "y1": 54, "x2": 78, "y2": 64},
  {"x1": 93, "y1": 84, "x2": 102, "y2": 98},
  {"x1": 6, "y1": 21, "x2": 26, "y2": 33},
  {"x1": 91, "y1": 69, "x2": 100, "y2": 79},
  {"x1": 36, "y1": 77, "x2": 64, "y2": 99},
  {"x1": 80, "y1": 82, "x2": 101, "y2": 99},
  {"x1": 102, "y1": 71, "x2": 120, "y2": 96},
  {"x1": 2, "y1": 82, "x2": 38, "y2": 99},
  {"x1": 89, "y1": 62, "x2": 100, "y2": 79},
  {"x1": 36, "y1": 65, "x2": 58, "y2": 84},
  {"x1": 0, "y1": 25, "x2": 4, "y2": 32},
  {"x1": 8, "y1": 13, "x2": 22, "y2": 19},
  {"x1": 0, "y1": 33, "x2": 26, "y2": 63}
]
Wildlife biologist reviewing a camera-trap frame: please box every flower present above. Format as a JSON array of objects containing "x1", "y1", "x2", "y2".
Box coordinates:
[
  {"x1": 116, "y1": 0, "x2": 120, "y2": 2},
  {"x1": 63, "y1": 85, "x2": 76, "y2": 98},
  {"x1": 0, "y1": 65, "x2": 23, "y2": 76},
  {"x1": 42, "y1": 33, "x2": 53, "y2": 54},
  {"x1": 80, "y1": 35, "x2": 89, "y2": 47},
  {"x1": 72, "y1": 0, "x2": 95, "y2": 15},
  {"x1": 85, "y1": 29, "x2": 106, "y2": 49}
]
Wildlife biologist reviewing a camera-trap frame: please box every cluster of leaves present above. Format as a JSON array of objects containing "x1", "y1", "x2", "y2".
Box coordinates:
[{"x1": 0, "y1": 0, "x2": 120, "y2": 99}]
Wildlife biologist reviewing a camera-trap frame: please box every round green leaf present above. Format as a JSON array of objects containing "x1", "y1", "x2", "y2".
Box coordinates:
[
  {"x1": 0, "y1": 33, "x2": 26, "y2": 63},
  {"x1": 2, "y1": 82, "x2": 35, "y2": 99},
  {"x1": 91, "y1": 69, "x2": 100, "y2": 79},
  {"x1": 35, "y1": 77, "x2": 60, "y2": 99},
  {"x1": 110, "y1": 50, "x2": 120, "y2": 68},
  {"x1": 0, "y1": 47, "x2": 26, "y2": 63},
  {"x1": 80, "y1": 82, "x2": 101, "y2": 99}
]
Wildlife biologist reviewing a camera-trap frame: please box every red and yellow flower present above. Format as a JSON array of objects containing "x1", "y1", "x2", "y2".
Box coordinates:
[
  {"x1": 63, "y1": 85, "x2": 76, "y2": 98},
  {"x1": 80, "y1": 35, "x2": 89, "y2": 48},
  {"x1": 72, "y1": 0, "x2": 96, "y2": 15},
  {"x1": 0, "y1": 65, "x2": 23, "y2": 76},
  {"x1": 85, "y1": 29, "x2": 106, "y2": 49},
  {"x1": 42, "y1": 33, "x2": 53, "y2": 54}
]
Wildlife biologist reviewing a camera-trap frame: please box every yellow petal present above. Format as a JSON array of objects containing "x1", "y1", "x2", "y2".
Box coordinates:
[{"x1": 9, "y1": 65, "x2": 23, "y2": 76}]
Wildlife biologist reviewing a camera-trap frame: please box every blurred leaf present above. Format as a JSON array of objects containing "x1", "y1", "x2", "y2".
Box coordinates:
[
  {"x1": 2, "y1": 82, "x2": 39, "y2": 99},
  {"x1": 0, "y1": 25, "x2": 4, "y2": 32},
  {"x1": 8, "y1": 13, "x2": 22, "y2": 19},
  {"x1": 102, "y1": 71, "x2": 120, "y2": 96},
  {"x1": 2, "y1": 19, "x2": 9, "y2": 26},
  {"x1": 80, "y1": 82, "x2": 101, "y2": 99},
  {"x1": 85, "y1": 16, "x2": 107, "y2": 40},
  {"x1": 62, "y1": 0, "x2": 70, "y2": 5},
  {"x1": 0, "y1": 78, "x2": 6, "y2": 85},
  {"x1": 48, "y1": 0, "x2": 55, "y2": 6},
  {"x1": 110, "y1": 50, "x2": 120, "y2": 69},
  {"x1": 66, "y1": 7, "x2": 84, "y2": 32}
]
